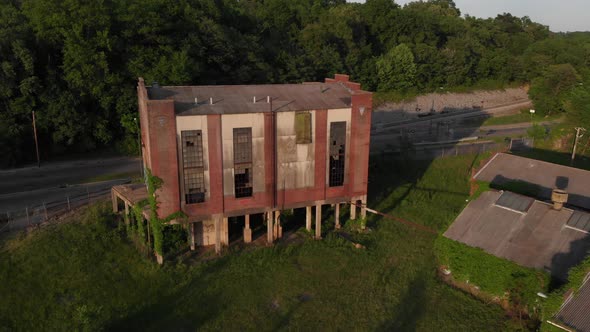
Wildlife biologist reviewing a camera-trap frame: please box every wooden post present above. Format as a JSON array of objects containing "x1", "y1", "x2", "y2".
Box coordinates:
[
  {"x1": 190, "y1": 223, "x2": 196, "y2": 251},
  {"x1": 350, "y1": 200, "x2": 357, "y2": 220},
  {"x1": 215, "y1": 215, "x2": 221, "y2": 254}
]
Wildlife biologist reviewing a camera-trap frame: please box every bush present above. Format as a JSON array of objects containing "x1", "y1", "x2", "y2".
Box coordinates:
[{"x1": 435, "y1": 236, "x2": 549, "y2": 308}]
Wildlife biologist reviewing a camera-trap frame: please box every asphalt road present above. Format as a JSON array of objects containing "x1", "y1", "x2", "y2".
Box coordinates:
[{"x1": 0, "y1": 157, "x2": 141, "y2": 214}]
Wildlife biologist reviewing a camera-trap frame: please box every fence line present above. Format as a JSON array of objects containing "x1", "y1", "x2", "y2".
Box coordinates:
[{"x1": 0, "y1": 187, "x2": 114, "y2": 234}]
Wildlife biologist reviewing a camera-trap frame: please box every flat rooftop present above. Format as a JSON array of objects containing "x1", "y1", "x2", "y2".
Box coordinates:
[
  {"x1": 444, "y1": 190, "x2": 590, "y2": 280},
  {"x1": 147, "y1": 82, "x2": 358, "y2": 115},
  {"x1": 474, "y1": 153, "x2": 590, "y2": 210}
]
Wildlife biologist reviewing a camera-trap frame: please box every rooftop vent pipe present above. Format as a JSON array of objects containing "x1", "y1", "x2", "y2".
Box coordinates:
[
  {"x1": 253, "y1": 96, "x2": 256, "y2": 103},
  {"x1": 209, "y1": 97, "x2": 213, "y2": 105},
  {"x1": 267, "y1": 96, "x2": 270, "y2": 103},
  {"x1": 551, "y1": 189, "x2": 568, "y2": 210},
  {"x1": 194, "y1": 97, "x2": 198, "y2": 104}
]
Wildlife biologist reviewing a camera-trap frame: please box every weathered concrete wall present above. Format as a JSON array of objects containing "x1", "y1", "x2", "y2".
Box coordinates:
[
  {"x1": 176, "y1": 115, "x2": 210, "y2": 205},
  {"x1": 276, "y1": 111, "x2": 315, "y2": 190},
  {"x1": 221, "y1": 113, "x2": 266, "y2": 195}
]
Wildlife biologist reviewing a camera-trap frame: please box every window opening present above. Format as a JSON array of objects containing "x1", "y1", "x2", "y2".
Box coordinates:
[
  {"x1": 234, "y1": 128, "x2": 253, "y2": 198},
  {"x1": 181, "y1": 130, "x2": 205, "y2": 203},
  {"x1": 329, "y1": 122, "x2": 346, "y2": 187},
  {"x1": 295, "y1": 112, "x2": 312, "y2": 144}
]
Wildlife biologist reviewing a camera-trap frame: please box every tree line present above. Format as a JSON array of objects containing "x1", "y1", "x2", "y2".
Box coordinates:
[{"x1": 1, "y1": 0, "x2": 589, "y2": 167}]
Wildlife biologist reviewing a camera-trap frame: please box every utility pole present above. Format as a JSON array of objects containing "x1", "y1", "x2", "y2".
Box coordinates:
[
  {"x1": 571, "y1": 127, "x2": 586, "y2": 164},
  {"x1": 32, "y1": 111, "x2": 40, "y2": 168}
]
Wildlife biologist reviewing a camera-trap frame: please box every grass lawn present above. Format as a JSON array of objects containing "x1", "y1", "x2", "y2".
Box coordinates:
[{"x1": 0, "y1": 154, "x2": 526, "y2": 331}]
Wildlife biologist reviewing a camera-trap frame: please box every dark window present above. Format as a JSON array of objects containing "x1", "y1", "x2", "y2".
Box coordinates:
[
  {"x1": 329, "y1": 122, "x2": 346, "y2": 187},
  {"x1": 234, "y1": 128, "x2": 253, "y2": 198},
  {"x1": 181, "y1": 130, "x2": 205, "y2": 204},
  {"x1": 295, "y1": 112, "x2": 312, "y2": 144}
]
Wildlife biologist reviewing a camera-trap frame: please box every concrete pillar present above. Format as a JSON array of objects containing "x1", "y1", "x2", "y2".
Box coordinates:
[
  {"x1": 306, "y1": 206, "x2": 312, "y2": 231},
  {"x1": 350, "y1": 199, "x2": 357, "y2": 220},
  {"x1": 222, "y1": 217, "x2": 229, "y2": 245},
  {"x1": 214, "y1": 215, "x2": 221, "y2": 254},
  {"x1": 335, "y1": 203, "x2": 341, "y2": 229},
  {"x1": 243, "y1": 214, "x2": 252, "y2": 244},
  {"x1": 274, "y1": 210, "x2": 282, "y2": 240},
  {"x1": 190, "y1": 223, "x2": 196, "y2": 250},
  {"x1": 111, "y1": 190, "x2": 119, "y2": 213},
  {"x1": 124, "y1": 203, "x2": 130, "y2": 225},
  {"x1": 266, "y1": 211, "x2": 274, "y2": 244},
  {"x1": 315, "y1": 204, "x2": 322, "y2": 239},
  {"x1": 360, "y1": 195, "x2": 367, "y2": 220}
]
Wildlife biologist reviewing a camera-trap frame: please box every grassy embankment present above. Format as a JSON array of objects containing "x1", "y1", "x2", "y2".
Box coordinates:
[{"x1": 0, "y1": 154, "x2": 543, "y2": 331}]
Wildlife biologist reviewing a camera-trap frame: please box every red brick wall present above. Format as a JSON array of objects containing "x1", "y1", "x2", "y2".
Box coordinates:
[
  {"x1": 146, "y1": 100, "x2": 180, "y2": 217},
  {"x1": 349, "y1": 91, "x2": 372, "y2": 197}
]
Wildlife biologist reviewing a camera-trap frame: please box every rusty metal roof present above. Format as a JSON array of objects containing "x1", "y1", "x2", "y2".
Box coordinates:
[
  {"x1": 147, "y1": 83, "x2": 356, "y2": 115},
  {"x1": 445, "y1": 190, "x2": 590, "y2": 281},
  {"x1": 556, "y1": 278, "x2": 590, "y2": 332}
]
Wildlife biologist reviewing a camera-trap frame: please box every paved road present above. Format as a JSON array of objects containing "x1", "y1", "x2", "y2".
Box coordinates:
[
  {"x1": 0, "y1": 157, "x2": 141, "y2": 217},
  {"x1": 0, "y1": 157, "x2": 141, "y2": 195}
]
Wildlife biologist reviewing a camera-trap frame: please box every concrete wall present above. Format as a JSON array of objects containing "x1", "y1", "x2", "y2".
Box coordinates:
[
  {"x1": 221, "y1": 113, "x2": 266, "y2": 195},
  {"x1": 276, "y1": 111, "x2": 316, "y2": 190}
]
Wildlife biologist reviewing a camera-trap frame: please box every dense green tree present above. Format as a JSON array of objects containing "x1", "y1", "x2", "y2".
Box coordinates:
[
  {"x1": 1, "y1": 0, "x2": 589, "y2": 167},
  {"x1": 376, "y1": 44, "x2": 417, "y2": 91}
]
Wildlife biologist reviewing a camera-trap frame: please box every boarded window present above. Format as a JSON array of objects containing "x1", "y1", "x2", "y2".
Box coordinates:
[
  {"x1": 233, "y1": 128, "x2": 253, "y2": 198},
  {"x1": 295, "y1": 112, "x2": 312, "y2": 144},
  {"x1": 329, "y1": 122, "x2": 346, "y2": 187},
  {"x1": 181, "y1": 130, "x2": 205, "y2": 204}
]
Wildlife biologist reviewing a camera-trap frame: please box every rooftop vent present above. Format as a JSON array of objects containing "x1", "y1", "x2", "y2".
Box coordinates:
[
  {"x1": 551, "y1": 189, "x2": 568, "y2": 210},
  {"x1": 194, "y1": 97, "x2": 198, "y2": 105}
]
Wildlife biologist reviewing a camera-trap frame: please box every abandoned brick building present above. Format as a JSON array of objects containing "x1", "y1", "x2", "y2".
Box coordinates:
[{"x1": 112, "y1": 74, "x2": 372, "y2": 255}]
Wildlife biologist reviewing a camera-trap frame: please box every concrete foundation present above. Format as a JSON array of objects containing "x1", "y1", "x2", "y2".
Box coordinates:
[
  {"x1": 266, "y1": 211, "x2": 274, "y2": 244},
  {"x1": 243, "y1": 214, "x2": 252, "y2": 243},
  {"x1": 315, "y1": 204, "x2": 322, "y2": 239},
  {"x1": 350, "y1": 200, "x2": 357, "y2": 220},
  {"x1": 335, "y1": 203, "x2": 340, "y2": 229},
  {"x1": 306, "y1": 206, "x2": 312, "y2": 231}
]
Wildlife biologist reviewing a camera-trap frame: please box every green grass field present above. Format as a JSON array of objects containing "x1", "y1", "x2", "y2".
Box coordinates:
[{"x1": 0, "y1": 154, "x2": 529, "y2": 331}]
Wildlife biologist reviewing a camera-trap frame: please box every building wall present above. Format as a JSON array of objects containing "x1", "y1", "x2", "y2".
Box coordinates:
[
  {"x1": 276, "y1": 111, "x2": 316, "y2": 190},
  {"x1": 140, "y1": 75, "x2": 371, "y2": 222}
]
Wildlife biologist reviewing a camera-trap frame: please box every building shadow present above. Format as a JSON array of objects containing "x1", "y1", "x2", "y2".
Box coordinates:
[{"x1": 549, "y1": 232, "x2": 590, "y2": 291}]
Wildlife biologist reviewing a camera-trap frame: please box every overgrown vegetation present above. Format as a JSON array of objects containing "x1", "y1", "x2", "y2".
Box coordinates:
[
  {"x1": 1, "y1": 153, "x2": 537, "y2": 330},
  {"x1": 435, "y1": 237, "x2": 549, "y2": 310},
  {"x1": 2, "y1": 0, "x2": 590, "y2": 167}
]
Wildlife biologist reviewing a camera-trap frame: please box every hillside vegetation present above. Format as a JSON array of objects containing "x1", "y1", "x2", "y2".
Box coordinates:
[{"x1": 2, "y1": 0, "x2": 590, "y2": 167}]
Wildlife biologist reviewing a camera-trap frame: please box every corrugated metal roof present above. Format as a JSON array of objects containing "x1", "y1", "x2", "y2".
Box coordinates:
[
  {"x1": 147, "y1": 83, "x2": 355, "y2": 115},
  {"x1": 445, "y1": 190, "x2": 590, "y2": 281},
  {"x1": 557, "y1": 278, "x2": 590, "y2": 332},
  {"x1": 495, "y1": 191, "x2": 534, "y2": 212},
  {"x1": 474, "y1": 153, "x2": 590, "y2": 210},
  {"x1": 567, "y1": 211, "x2": 590, "y2": 233}
]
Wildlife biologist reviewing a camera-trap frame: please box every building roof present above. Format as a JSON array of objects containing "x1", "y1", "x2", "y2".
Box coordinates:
[
  {"x1": 474, "y1": 153, "x2": 590, "y2": 210},
  {"x1": 444, "y1": 190, "x2": 590, "y2": 280},
  {"x1": 147, "y1": 82, "x2": 359, "y2": 115},
  {"x1": 556, "y1": 278, "x2": 590, "y2": 332}
]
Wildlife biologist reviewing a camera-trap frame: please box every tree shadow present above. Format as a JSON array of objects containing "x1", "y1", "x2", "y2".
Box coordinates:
[
  {"x1": 549, "y1": 232, "x2": 590, "y2": 291},
  {"x1": 377, "y1": 275, "x2": 428, "y2": 331}
]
